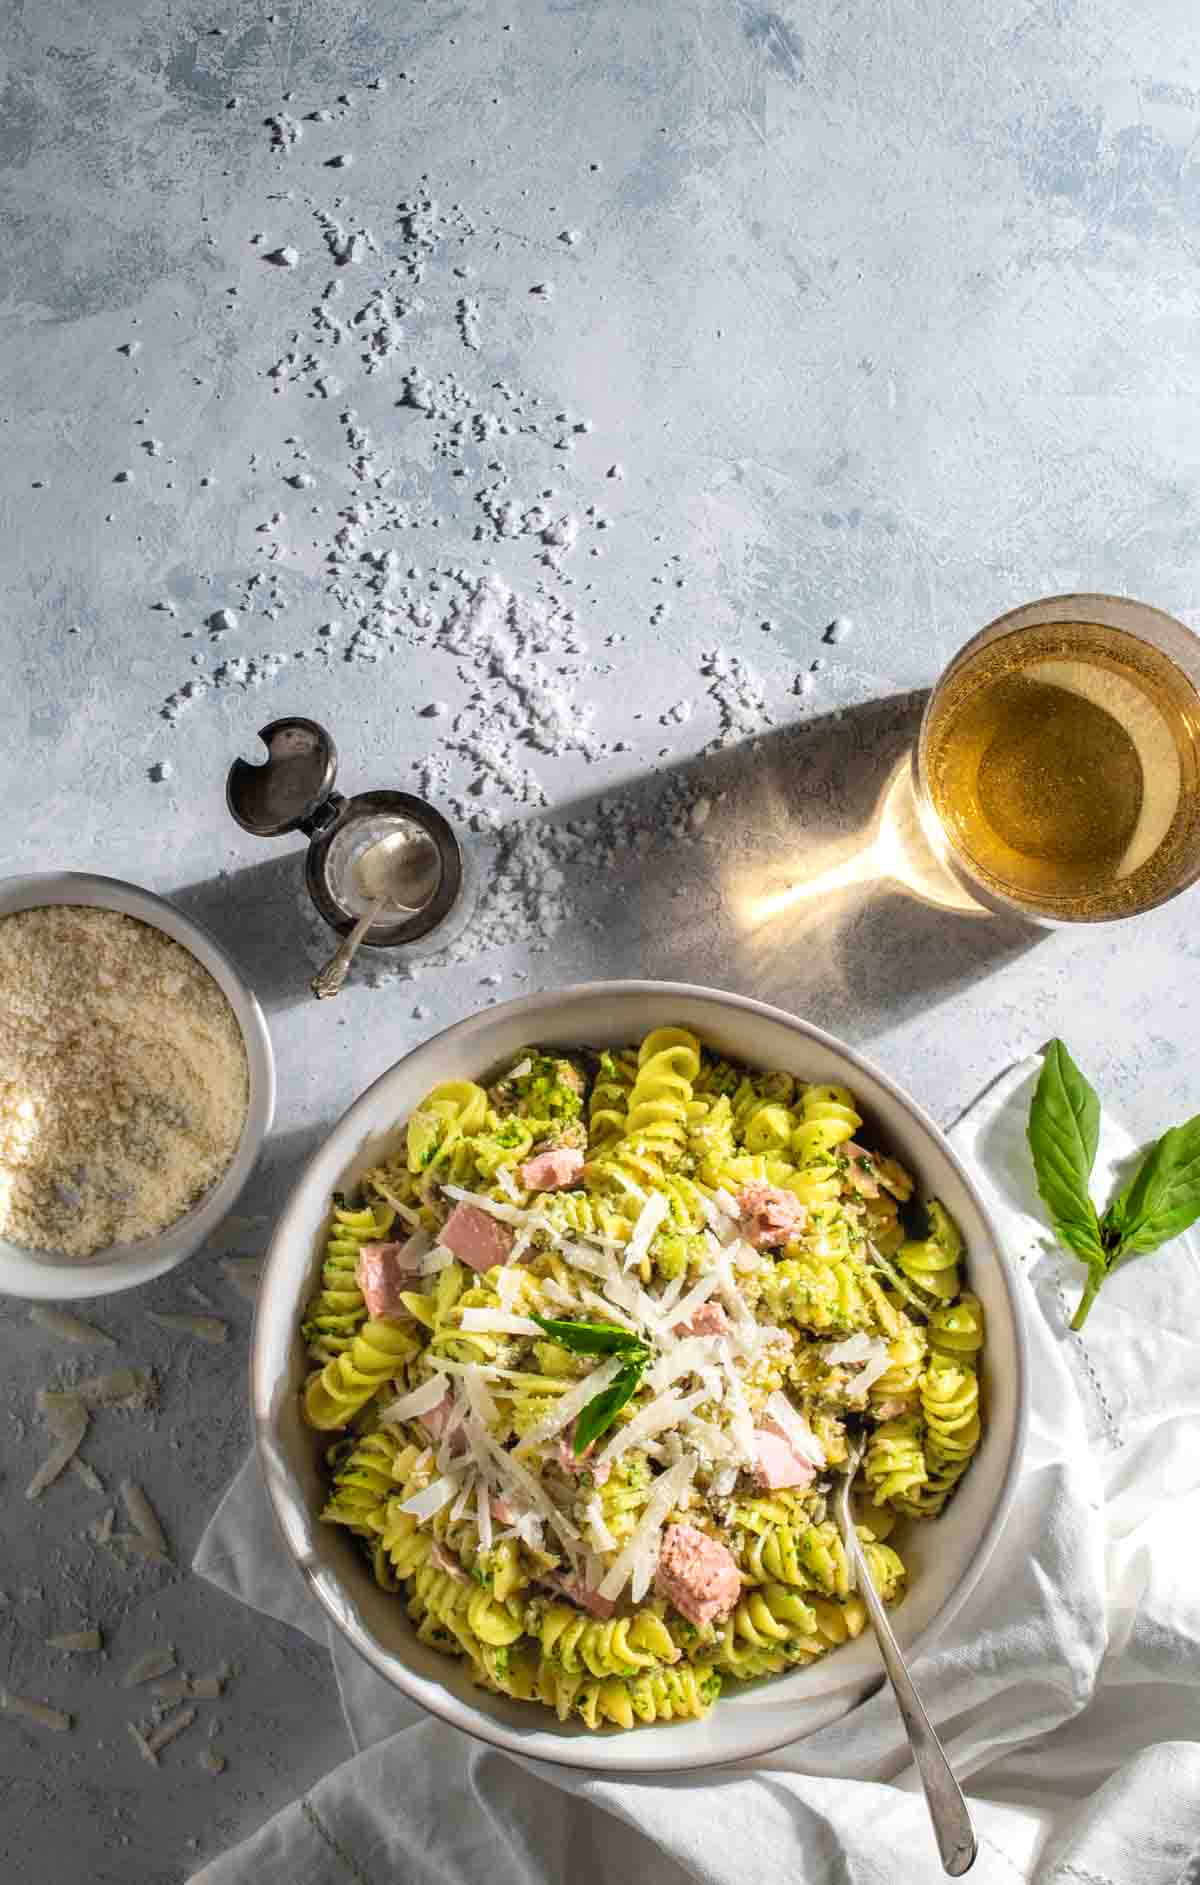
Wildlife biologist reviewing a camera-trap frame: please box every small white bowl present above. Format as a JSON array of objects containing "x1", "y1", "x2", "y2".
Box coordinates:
[
  {"x1": 254, "y1": 981, "x2": 1028, "y2": 1773},
  {"x1": 0, "y1": 871, "x2": 275, "y2": 1301}
]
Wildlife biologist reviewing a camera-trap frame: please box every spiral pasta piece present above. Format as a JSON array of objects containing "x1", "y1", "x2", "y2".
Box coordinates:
[
  {"x1": 589, "y1": 1028, "x2": 700, "y2": 1213},
  {"x1": 301, "y1": 1203, "x2": 394, "y2": 1365},
  {"x1": 587, "y1": 1050, "x2": 639, "y2": 1153},
  {"x1": 868, "y1": 1323, "x2": 927, "y2": 1407},
  {"x1": 303, "y1": 1316, "x2": 422, "y2": 1429},
  {"x1": 928, "y1": 1291, "x2": 984, "y2": 1364},
  {"x1": 528, "y1": 1604, "x2": 679, "y2": 1678},
  {"x1": 897, "y1": 1200, "x2": 963, "y2": 1301},
  {"x1": 864, "y1": 1415, "x2": 929, "y2": 1504},
  {"x1": 921, "y1": 1356, "x2": 981, "y2": 1462},
  {"x1": 321, "y1": 1427, "x2": 402, "y2": 1533}
]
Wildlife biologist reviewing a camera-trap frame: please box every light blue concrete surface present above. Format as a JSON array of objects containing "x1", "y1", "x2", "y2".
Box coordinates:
[{"x1": 3, "y1": 2, "x2": 1200, "y2": 1876}]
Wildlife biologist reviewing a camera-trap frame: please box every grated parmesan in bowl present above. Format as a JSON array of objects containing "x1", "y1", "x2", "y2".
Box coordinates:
[{"x1": 0, "y1": 873, "x2": 275, "y2": 1300}]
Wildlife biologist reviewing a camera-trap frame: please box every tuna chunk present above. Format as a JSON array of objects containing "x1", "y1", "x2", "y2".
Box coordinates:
[
  {"x1": 439, "y1": 1203, "x2": 514, "y2": 1273},
  {"x1": 355, "y1": 1239, "x2": 422, "y2": 1319},
  {"x1": 753, "y1": 1426, "x2": 818, "y2": 1493},
  {"x1": 549, "y1": 1573, "x2": 615, "y2": 1619},
  {"x1": 420, "y1": 1389, "x2": 463, "y2": 1452},
  {"x1": 520, "y1": 1145, "x2": 585, "y2": 1192},
  {"x1": 673, "y1": 1301, "x2": 729, "y2": 1340},
  {"x1": 841, "y1": 1143, "x2": 880, "y2": 1200},
  {"x1": 655, "y1": 1522, "x2": 741, "y2": 1627},
  {"x1": 737, "y1": 1183, "x2": 807, "y2": 1249},
  {"x1": 430, "y1": 1542, "x2": 470, "y2": 1583}
]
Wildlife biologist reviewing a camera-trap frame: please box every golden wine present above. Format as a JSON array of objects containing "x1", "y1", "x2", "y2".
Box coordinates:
[{"x1": 921, "y1": 620, "x2": 1200, "y2": 919}]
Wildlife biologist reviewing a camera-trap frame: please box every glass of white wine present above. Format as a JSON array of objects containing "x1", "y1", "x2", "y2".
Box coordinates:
[{"x1": 912, "y1": 593, "x2": 1200, "y2": 923}]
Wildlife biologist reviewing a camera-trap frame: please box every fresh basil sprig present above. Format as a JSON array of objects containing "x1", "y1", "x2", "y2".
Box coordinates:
[
  {"x1": 1027, "y1": 1039, "x2": 1200, "y2": 1329},
  {"x1": 573, "y1": 1357, "x2": 647, "y2": 1454},
  {"x1": 530, "y1": 1314, "x2": 645, "y2": 1358},
  {"x1": 531, "y1": 1314, "x2": 650, "y2": 1452}
]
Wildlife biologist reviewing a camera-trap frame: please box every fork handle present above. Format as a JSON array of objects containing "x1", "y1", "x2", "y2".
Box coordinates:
[{"x1": 847, "y1": 1527, "x2": 977, "y2": 1876}]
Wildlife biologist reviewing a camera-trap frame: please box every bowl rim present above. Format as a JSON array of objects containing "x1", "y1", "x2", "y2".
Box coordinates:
[
  {"x1": 253, "y1": 977, "x2": 1029, "y2": 1772},
  {"x1": 0, "y1": 869, "x2": 276, "y2": 1300}
]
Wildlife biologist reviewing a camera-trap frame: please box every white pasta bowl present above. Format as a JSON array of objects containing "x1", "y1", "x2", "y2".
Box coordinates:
[
  {"x1": 0, "y1": 871, "x2": 276, "y2": 1301},
  {"x1": 253, "y1": 981, "x2": 1028, "y2": 1772}
]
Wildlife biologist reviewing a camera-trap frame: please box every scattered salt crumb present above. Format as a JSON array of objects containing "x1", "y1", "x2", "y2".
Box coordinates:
[
  {"x1": 558, "y1": 229, "x2": 581, "y2": 245},
  {"x1": 606, "y1": 463, "x2": 624, "y2": 479},
  {"x1": 413, "y1": 1004, "x2": 430, "y2": 1019},
  {"x1": 529, "y1": 281, "x2": 555, "y2": 297},
  {"x1": 114, "y1": 470, "x2": 133, "y2": 483},
  {"x1": 823, "y1": 615, "x2": 853, "y2": 644},
  {"x1": 117, "y1": 341, "x2": 140, "y2": 357},
  {"x1": 264, "y1": 246, "x2": 300, "y2": 268},
  {"x1": 225, "y1": 96, "x2": 241, "y2": 110},
  {"x1": 306, "y1": 108, "x2": 333, "y2": 122},
  {"x1": 148, "y1": 760, "x2": 172, "y2": 784},
  {"x1": 265, "y1": 113, "x2": 302, "y2": 151},
  {"x1": 690, "y1": 797, "x2": 713, "y2": 830},
  {"x1": 200, "y1": 1748, "x2": 227, "y2": 1774},
  {"x1": 207, "y1": 608, "x2": 238, "y2": 634},
  {"x1": 325, "y1": 153, "x2": 354, "y2": 168},
  {"x1": 420, "y1": 701, "x2": 449, "y2": 718},
  {"x1": 286, "y1": 471, "x2": 315, "y2": 489}
]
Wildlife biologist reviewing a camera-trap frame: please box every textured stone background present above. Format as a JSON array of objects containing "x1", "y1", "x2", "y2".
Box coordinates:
[{"x1": 3, "y1": 1, "x2": 1200, "y2": 1877}]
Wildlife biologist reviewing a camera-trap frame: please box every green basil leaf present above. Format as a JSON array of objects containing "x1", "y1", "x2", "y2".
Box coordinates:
[
  {"x1": 1027, "y1": 1039, "x2": 1106, "y2": 1267},
  {"x1": 573, "y1": 1358, "x2": 645, "y2": 1454},
  {"x1": 531, "y1": 1313, "x2": 645, "y2": 1357},
  {"x1": 1102, "y1": 1115, "x2": 1200, "y2": 1257}
]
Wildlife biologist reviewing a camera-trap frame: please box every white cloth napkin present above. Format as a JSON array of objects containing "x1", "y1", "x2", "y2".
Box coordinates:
[{"x1": 190, "y1": 1060, "x2": 1200, "y2": 1885}]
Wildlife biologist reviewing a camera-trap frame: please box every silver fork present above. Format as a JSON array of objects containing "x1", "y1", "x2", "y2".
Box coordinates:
[{"x1": 833, "y1": 1442, "x2": 977, "y2": 1876}]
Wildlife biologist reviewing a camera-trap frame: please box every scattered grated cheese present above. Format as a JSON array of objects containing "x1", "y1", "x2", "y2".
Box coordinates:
[
  {"x1": 462, "y1": 1369, "x2": 499, "y2": 1431},
  {"x1": 90, "y1": 1507, "x2": 116, "y2": 1546},
  {"x1": 379, "y1": 1373, "x2": 450, "y2": 1423},
  {"x1": 111, "y1": 1532, "x2": 171, "y2": 1565},
  {"x1": 659, "y1": 1271, "x2": 720, "y2": 1336},
  {"x1": 462, "y1": 1415, "x2": 580, "y2": 1552},
  {"x1": 0, "y1": 1689, "x2": 72, "y2": 1732},
  {"x1": 647, "y1": 1337, "x2": 723, "y2": 1395},
  {"x1": 624, "y1": 1192, "x2": 668, "y2": 1272},
  {"x1": 439, "y1": 1185, "x2": 534, "y2": 1228},
  {"x1": 46, "y1": 1628, "x2": 102, "y2": 1651},
  {"x1": 30, "y1": 1307, "x2": 115, "y2": 1346},
  {"x1": 146, "y1": 1705, "x2": 197, "y2": 1755},
  {"x1": 457, "y1": 1309, "x2": 543, "y2": 1336},
  {"x1": 583, "y1": 1493, "x2": 616, "y2": 1555},
  {"x1": 121, "y1": 1480, "x2": 171, "y2": 1559},
  {"x1": 146, "y1": 1312, "x2": 228, "y2": 1344},
  {"x1": 40, "y1": 1367, "x2": 156, "y2": 1412},
  {"x1": 474, "y1": 1475, "x2": 493, "y2": 1551},
  {"x1": 199, "y1": 1747, "x2": 226, "y2": 1775},
  {"x1": 70, "y1": 1456, "x2": 105, "y2": 1495},
  {"x1": 593, "y1": 1387, "x2": 707, "y2": 1471},
  {"x1": 398, "y1": 1473, "x2": 463, "y2": 1520},
  {"x1": 127, "y1": 1721, "x2": 159, "y2": 1766},
  {"x1": 26, "y1": 1405, "x2": 87, "y2": 1499},
  {"x1": 449, "y1": 1473, "x2": 477, "y2": 1525},
  {"x1": 597, "y1": 1455, "x2": 697, "y2": 1603},
  {"x1": 220, "y1": 1259, "x2": 263, "y2": 1301}
]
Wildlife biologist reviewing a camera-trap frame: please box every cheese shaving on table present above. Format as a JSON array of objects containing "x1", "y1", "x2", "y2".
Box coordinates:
[
  {"x1": 380, "y1": 1373, "x2": 451, "y2": 1423},
  {"x1": 516, "y1": 1355, "x2": 624, "y2": 1448},
  {"x1": 597, "y1": 1454, "x2": 697, "y2": 1603}
]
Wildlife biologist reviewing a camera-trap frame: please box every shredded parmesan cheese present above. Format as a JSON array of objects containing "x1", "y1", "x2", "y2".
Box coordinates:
[
  {"x1": 597, "y1": 1455, "x2": 696, "y2": 1602},
  {"x1": 121, "y1": 1480, "x2": 171, "y2": 1559},
  {"x1": 0, "y1": 906, "x2": 249, "y2": 1257},
  {"x1": 146, "y1": 1313, "x2": 228, "y2": 1344},
  {"x1": 29, "y1": 1307, "x2": 115, "y2": 1346},
  {"x1": 1, "y1": 1689, "x2": 72, "y2": 1732},
  {"x1": 25, "y1": 1405, "x2": 87, "y2": 1499},
  {"x1": 46, "y1": 1628, "x2": 102, "y2": 1651}
]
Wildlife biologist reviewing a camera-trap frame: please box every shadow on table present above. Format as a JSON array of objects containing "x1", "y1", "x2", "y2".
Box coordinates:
[{"x1": 169, "y1": 691, "x2": 1043, "y2": 1036}]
